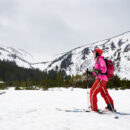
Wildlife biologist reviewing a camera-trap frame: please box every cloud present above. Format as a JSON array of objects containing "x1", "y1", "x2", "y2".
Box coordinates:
[{"x1": 0, "y1": 0, "x2": 130, "y2": 57}]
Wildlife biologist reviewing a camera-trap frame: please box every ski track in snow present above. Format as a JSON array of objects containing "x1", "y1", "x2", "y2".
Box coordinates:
[{"x1": 0, "y1": 88, "x2": 130, "y2": 130}]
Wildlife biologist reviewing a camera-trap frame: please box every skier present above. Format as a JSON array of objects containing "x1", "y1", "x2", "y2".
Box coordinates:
[{"x1": 87, "y1": 48, "x2": 114, "y2": 112}]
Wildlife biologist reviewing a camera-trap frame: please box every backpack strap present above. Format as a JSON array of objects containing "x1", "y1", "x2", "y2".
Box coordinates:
[{"x1": 96, "y1": 57, "x2": 107, "y2": 75}]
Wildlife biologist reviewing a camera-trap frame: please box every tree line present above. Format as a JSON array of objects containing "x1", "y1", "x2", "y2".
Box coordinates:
[
  {"x1": 0, "y1": 60, "x2": 72, "y2": 90},
  {"x1": 0, "y1": 60, "x2": 129, "y2": 90}
]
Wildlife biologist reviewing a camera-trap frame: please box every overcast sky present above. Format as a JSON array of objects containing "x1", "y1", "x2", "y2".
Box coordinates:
[{"x1": 0, "y1": 0, "x2": 130, "y2": 59}]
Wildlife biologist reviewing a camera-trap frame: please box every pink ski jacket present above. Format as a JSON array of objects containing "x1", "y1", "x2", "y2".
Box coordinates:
[{"x1": 92, "y1": 56, "x2": 108, "y2": 81}]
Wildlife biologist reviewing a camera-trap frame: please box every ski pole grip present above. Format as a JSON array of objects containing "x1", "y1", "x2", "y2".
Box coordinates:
[{"x1": 86, "y1": 68, "x2": 88, "y2": 74}]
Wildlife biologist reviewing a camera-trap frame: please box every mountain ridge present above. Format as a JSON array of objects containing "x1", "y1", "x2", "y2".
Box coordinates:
[
  {"x1": 0, "y1": 31, "x2": 130, "y2": 80},
  {"x1": 39, "y1": 31, "x2": 130, "y2": 80}
]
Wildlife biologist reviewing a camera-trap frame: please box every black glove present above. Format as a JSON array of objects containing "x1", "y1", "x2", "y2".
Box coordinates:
[
  {"x1": 93, "y1": 68, "x2": 102, "y2": 74},
  {"x1": 87, "y1": 69, "x2": 92, "y2": 75}
]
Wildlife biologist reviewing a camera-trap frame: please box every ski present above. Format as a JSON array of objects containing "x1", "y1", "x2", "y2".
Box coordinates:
[
  {"x1": 56, "y1": 108, "x2": 105, "y2": 114},
  {"x1": 56, "y1": 108, "x2": 91, "y2": 113},
  {"x1": 115, "y1": 111, "x2": 130, "y2": 116},
  {"x1": 56, "y1": 107, "x2": 130, "y2": 119}
]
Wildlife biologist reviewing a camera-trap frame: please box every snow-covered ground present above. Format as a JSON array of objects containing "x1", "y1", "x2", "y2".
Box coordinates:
[{"x1": 0, "y1": 88, "x2": 130, "y2": 130}]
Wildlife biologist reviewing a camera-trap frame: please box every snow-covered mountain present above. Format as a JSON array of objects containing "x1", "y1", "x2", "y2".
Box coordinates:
[
  {"x1": 37, "y1": 31, "x2": 130, "y2": 80},
  {"x1": 1, "y1": 31, "x2": 130, "y2": 80},
  {"x1": 0, "y1": 44, "x2": 34, "y2": 68}
]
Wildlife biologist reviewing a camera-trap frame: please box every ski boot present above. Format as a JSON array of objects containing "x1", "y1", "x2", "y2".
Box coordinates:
[{"x1": 105, "y1": 103, "x2": 116, "y2": 112}]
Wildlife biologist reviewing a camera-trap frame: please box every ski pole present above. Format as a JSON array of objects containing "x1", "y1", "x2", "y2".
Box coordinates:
[{"x1": 86, "y1": 68, "x2": 90, "y2": 110}]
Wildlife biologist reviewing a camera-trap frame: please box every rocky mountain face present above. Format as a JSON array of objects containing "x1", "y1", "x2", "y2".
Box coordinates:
[{"x1": 40, "y1": 31, "x2": 130, "y2": 80}]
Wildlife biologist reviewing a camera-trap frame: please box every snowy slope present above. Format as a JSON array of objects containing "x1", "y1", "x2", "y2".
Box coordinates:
[
  {"x1": 0, "y1": 88, "x2": 130, "y2": 130},
  {"x1": 40, "y1": 31, "x2": 130, "y2": 80},
  {"x1": 0, "y1": 44, "x2": 34, "y2": 68},
  {"x1": 0, "y1": 43, "x2": 58, "y2": 70}
]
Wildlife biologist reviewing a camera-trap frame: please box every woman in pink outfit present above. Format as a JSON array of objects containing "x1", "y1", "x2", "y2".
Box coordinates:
[{"x1": 87, "y1": 48, "x2": 114, "y2": 112}]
